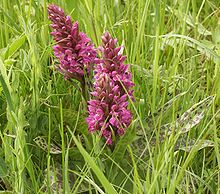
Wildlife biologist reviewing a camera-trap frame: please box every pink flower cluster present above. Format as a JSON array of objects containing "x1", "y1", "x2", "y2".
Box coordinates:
[
  {"x1": 48, "y1": 4, "x2": 97, "y2": 83},
  {"x1": 86, "y1": 32, "x2": 134, "y2": 144},
  {"x1": 48, "y1": 5, "x2": 134, "y2": 145}
]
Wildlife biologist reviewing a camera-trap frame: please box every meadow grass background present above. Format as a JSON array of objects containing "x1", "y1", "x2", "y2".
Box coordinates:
[{"x1": 1, "y1": 0, "x2": 220, "y2": 193}]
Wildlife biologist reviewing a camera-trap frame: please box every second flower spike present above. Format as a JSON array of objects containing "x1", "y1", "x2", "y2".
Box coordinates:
[{"x1": 86, "y1": 32, "x2": 134, "y2": 145}]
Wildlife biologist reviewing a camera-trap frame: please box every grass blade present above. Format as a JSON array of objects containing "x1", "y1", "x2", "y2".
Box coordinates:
[{"x1": 70, "y1": 131, "x2": 117, "y2": 194}]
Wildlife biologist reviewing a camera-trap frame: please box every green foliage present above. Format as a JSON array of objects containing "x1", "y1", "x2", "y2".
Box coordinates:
[
  {"x1": 112, "y1": 124, "x2": 136, "y2": 162},
  {"x1": 0, "y1": 157, "x2": 8, "y2": 177},
  {"x1": 0, "y1": 0, "x2": 220, "y2": 193}
]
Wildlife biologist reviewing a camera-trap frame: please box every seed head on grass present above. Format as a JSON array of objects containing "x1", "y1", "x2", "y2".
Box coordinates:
[
  {"x1": 86, "y1": 32, "x2": 134, "y2": 145},
  {"x1": 48, "y1": 4, "x2": 97, "y2": 83}
]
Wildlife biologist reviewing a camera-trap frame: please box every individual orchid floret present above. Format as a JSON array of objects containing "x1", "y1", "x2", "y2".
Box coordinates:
[
  {"x1": 86, "y1": 32, "x2": 134, "y2": 145},
  {"x1": 48, "y1": 4, "x2": 97, "y2": 83}
]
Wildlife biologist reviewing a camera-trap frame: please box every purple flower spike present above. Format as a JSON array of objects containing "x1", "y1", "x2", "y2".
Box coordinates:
[
  {"x1": 86, "y1": 32, "x2": 134, "y2": 145},
  {"x1": 48, "y1": 4, "x2": 97, "y2": 82}
]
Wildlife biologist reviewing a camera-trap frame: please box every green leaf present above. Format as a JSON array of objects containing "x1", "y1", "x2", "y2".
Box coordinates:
[
  {"x1": 71, "y1": 132, "x2": 117, "y2": 194},
  {"x1": 0, "y1": 59, "x2": 14, "y2": 112},
  {"x1": 33, "y1": 136, "x2": 62, "y2": 154},
  {"x1": 3, "y1": 35, "x2": 26, "y2": 60},
  {"x1": 160, "y1": 96, "x2": 214, "y2": 137},
  {"x1": 175, "y1": 138, "x2": 214, "y2": 152},
  {"x1": 157, "y1": 34, "x2": 220, "y2": 62},
  {"x1": 0, "y1": 157, "x2": 8, "y2": 177},
  {"x1": 112, "y1": 125, "x2": 136, "y2": 162}
]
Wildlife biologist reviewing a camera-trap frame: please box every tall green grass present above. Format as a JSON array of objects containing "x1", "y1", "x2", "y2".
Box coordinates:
[{"x1": 0, "y1": 0, "x2": 220, "y2": 193}]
